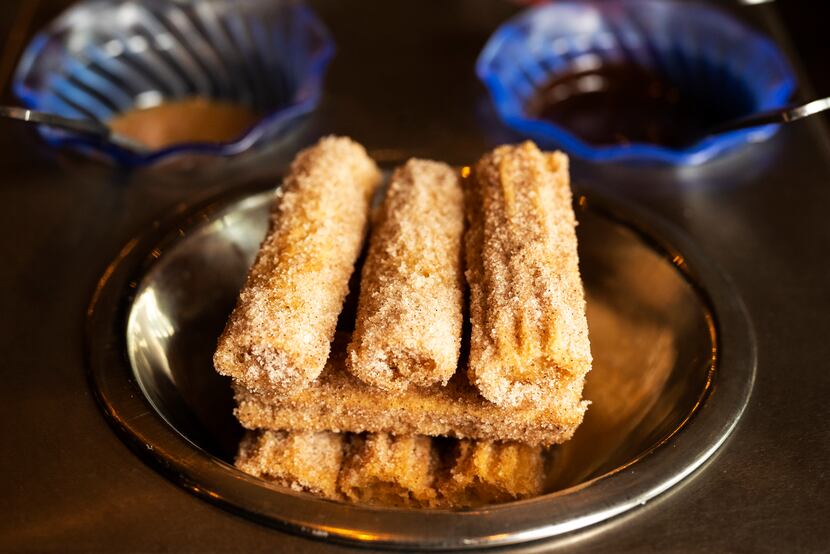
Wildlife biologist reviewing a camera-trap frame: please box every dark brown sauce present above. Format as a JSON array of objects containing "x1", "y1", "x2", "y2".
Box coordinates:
[{"x1": 525, "y1": 63, "x2": 754, "y2": 148}]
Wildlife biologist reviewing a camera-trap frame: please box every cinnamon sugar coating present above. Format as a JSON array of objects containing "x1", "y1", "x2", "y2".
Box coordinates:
[
  {"x1": 465, "y1": 142, "x2": 592, "y2": 407},
  {"x1": 234, "y1": 335, "x2": 587, "y2": 447},
  {"x1": 439, "y1": 440, "x2": 544, "y2": 507},
  {"x1": 213, "y1": 136, "x2": 381, "y2": 396},
  {"x1": 236, "y1": 431, "x2": 545, "y2": 509},
  {"x1": 339, "y1": 433, "x2": 440, "y2": 507},
  {"x1": 347, "y1": 159, "x2": 464, "y2": 390},
  {"x1": 235, "y1": 430, "x2": 345, "y2": 499},
  {"x1": 223, "y1": 140, "x2": 593, "y2": 510}
]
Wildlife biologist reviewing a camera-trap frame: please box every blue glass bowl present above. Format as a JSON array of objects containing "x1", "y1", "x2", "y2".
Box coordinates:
[
  {"x1": 13, "y1": 0, "x2": 334, "y2": 167},
  {"x1": 477, "y1": 0, "x2": 796, "y2": 165}
]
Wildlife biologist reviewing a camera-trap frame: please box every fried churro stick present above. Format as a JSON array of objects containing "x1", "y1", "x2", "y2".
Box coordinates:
[
  {"x1": 465, "y1": 142, "x2": 592, "y2": 407},
  {"x1": 347, "y1": 159, "x2": 464, "y2": 390},
  {"x1": 234, "y1": 335, "x2": 587, "y2": 446},
  {"x1": 339, "y1": 433, "x2": 439, "y2": 508},
  {"x1": 235, "y1": 430, "x2": 345, "y2": 499},
  {"x1": 439, "y1": 440, "x2": 544, "y2": 508},
  {"x1": 235, "y1": 431, "x2": 546, "y2": 509},
  {"x1": 214, "y1": 136, "x2": 381, "y2": 396}
]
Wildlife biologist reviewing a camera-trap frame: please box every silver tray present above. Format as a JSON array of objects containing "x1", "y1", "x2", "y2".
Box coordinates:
[{"x1": 86, "y1": 180, "x2": 756, "y2": 550}]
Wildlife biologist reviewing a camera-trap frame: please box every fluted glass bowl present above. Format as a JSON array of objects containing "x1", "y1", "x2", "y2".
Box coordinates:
[
  {"x1": 477, "y1": 0, "x2": 795, "y2": 165},
  {"x1": 13, "y1": 0, "x2": 334, "y2": 167}
]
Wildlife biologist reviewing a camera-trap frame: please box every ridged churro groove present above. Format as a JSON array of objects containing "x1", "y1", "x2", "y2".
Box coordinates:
[
  {"x1": 465, "y1": 142, "x2": 592, "y2": 407},
  {"x1": 216, "y1": 136, "x2": 592, "y2": 509}
]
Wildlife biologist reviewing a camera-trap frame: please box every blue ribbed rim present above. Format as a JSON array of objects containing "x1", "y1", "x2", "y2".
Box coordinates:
[
  {"x1": 476, "y1": 0, "x2": 796, "y2": 165},
  {"x1": 13, "y1": 3, "x2": 335, "y2": 167}
]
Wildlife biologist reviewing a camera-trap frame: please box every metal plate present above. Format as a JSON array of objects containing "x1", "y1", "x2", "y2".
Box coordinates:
[{"x1": 86, "y1": 182, "x2": 756, "y2": 550}]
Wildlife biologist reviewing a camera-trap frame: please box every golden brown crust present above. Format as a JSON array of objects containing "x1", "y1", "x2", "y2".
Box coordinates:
[
  {"x1": 438, "y1": 440, "x2": 544, "y2": 508},
  {"x1": 339, "y1": 433, "x2": 440, "y2": 507},
  {"x1": 465, "y1": 142, "x2": 592, "y2": 407},
  {"x1": 225, "y1": 141, "x2": 592, "y2": 510},
  {"x1": 213, "y1": 136, "x2": 381, "y2": 396},
  {"x1": 234, "y1": 335, "x2": 587, "y2": 447},
  {"x1": 346, "y1": 159, "x2": 464, "y2": 390},
  {"x1": 236, "y1": 431, "x2": 545, "y2": 509},
  {"x1": 235, "y1": 430, "x2": 345, "y2": 499}
]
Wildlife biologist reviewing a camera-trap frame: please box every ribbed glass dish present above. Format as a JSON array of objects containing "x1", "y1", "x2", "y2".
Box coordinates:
[
  {"x1": 477, "y1": 0, "x2": 795, "y2": 165},
  {"x1": 13, "y1": 0, "x2": 334, "y2": 167}
]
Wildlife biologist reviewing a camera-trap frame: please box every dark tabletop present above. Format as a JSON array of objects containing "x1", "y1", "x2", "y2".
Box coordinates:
[{"x1": 1, "y1": 1, "x2": 829, "y2": 552}]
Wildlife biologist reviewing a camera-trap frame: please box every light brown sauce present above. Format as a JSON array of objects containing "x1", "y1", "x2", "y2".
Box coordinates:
[{"x1": 108, "y1": 97, "x2": 261, "y2": 149}]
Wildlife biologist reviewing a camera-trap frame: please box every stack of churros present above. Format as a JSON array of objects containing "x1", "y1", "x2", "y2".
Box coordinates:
[{"x1": 214, "y1": 136, "x2": 591, "y2": 509}]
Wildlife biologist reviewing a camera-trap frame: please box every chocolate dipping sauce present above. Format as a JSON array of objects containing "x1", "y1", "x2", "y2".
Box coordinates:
[{"x1": 525, "y1": 63, "x2": 755, "y2": 148}]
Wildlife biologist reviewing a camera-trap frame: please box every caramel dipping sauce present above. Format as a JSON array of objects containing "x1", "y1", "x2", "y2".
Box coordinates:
[
  {"x1": 525, "y1": 63, "x2": 755, "y2": 148},
  {"x1": 108, "y1": 97, "x2": 262, "y2": 150}
]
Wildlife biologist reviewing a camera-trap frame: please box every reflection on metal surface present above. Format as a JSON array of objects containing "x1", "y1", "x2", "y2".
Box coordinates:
[
  {"x1": 547, "y1": 298, "x2": 678, "y2": 489},
  {"x1": 87, "y1": 185, "x2": 755, "y2": 549}
]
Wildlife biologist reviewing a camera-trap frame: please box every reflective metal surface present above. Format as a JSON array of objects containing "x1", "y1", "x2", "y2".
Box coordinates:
[
  {"x1": 86, "y1": 183, "x2": 755, "y2": 549},
  {"x1": 709, "y1": 96, "x2": 830, "y2": 136}
]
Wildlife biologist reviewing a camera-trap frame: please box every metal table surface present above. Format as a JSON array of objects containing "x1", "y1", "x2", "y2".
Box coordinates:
[{"x1": 1, "y1": 1, "x2": 828, "y2": 552}]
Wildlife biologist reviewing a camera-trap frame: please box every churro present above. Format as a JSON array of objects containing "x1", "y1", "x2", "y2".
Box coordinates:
[
  {"x1": 339, "y1": 433, "x2": 439, "y2": 508},
  {"x1": 235, "y1": 430, "x2": 345, "y2": 499},
  {"x1": 234, "y1": 335, "x2": 586, "y2": 446},
  {"x1": 465, "y1": 142, "x2": 592, "y2": 407},
  {"x1": 222, "y1": 140, "x2": 596, "y2": 510},
  {"x1": 439, "y1": 440, "x2": 544, "y2": 507},
  {"x1": 236, "y1": 431, "x2": 545, "y2": 508},
  {"x1": 214, "y1": 136, "x2": 381, "y2": 396},
  {"x1": 347, "y1": 159, "x2": 464, "y2": 390}
]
